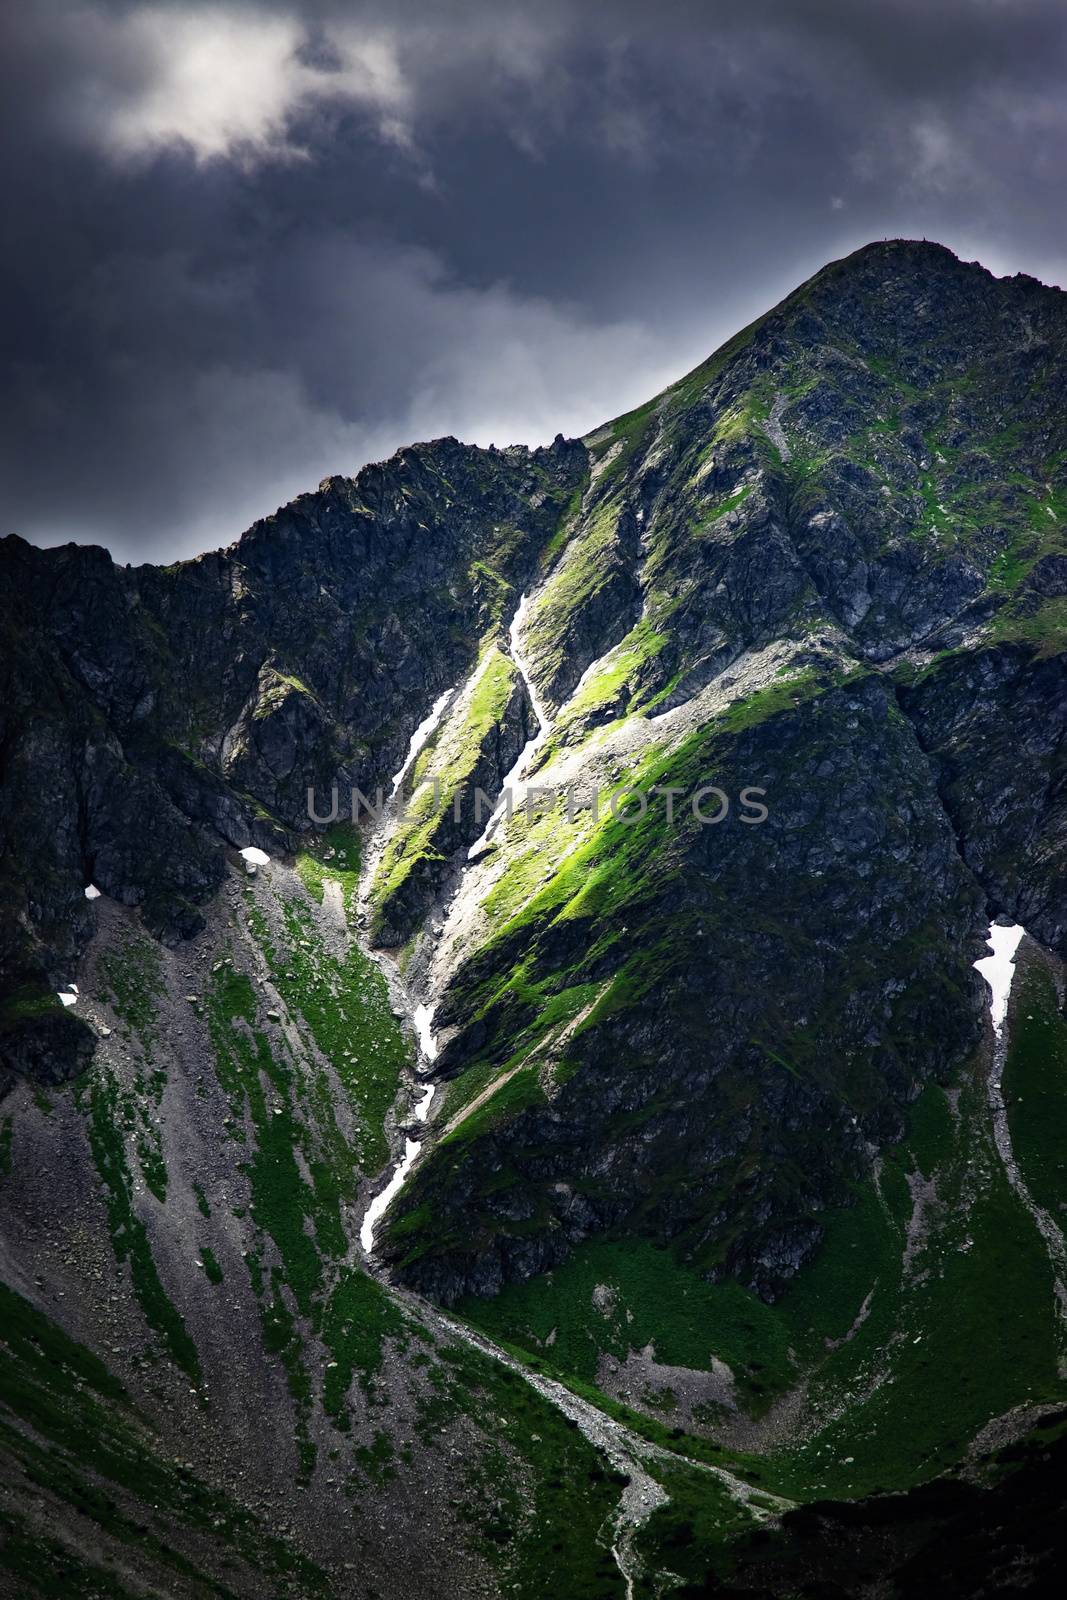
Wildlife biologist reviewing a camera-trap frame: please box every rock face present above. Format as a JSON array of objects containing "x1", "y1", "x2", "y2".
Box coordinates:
[
  {"x1": 0, "y1": 436, "x2": 586, "y2": 1042},
  {"x1": 2, "y1": 240, "x2": 1065, "y2": 1301},
  {"x1": 366, "y1": 647, "x2": 540, "y2": 947},
  {"x1": 1, "y1": 238, "x2": 1066, "y2": 1599},
  {"x1": 0, "y1": 993, "x2": 95, "y2": 1099},
  {"x1": 376, "y1": 240, "x2": 1067, "y2": 1302},
  {"x1": 390, "y1": 669, "x2": 988, "y2": 1302},
  {"x1": 900, "y1": 643, "x2": 1067, "y2": 953}
]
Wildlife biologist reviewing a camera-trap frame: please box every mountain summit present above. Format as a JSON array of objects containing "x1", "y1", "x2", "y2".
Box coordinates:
[{"x1": 1, "y1": 242, "x2": 1066, "y2": 1598}]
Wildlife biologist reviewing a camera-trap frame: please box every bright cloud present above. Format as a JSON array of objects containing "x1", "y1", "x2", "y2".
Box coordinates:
[{"x1": 79, "y1": 5, "x2": 412, "y2": 164}]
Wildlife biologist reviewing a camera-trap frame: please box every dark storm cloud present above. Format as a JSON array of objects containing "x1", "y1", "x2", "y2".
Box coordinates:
[{"x1": 2, "y1": 0, "x2": 1065, "y2": 562}]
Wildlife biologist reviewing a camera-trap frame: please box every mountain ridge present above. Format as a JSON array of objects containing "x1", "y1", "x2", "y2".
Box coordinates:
[
  {"x1": 1, "y1": 238, "x2": 1066, "y2": 1599},
  {"x1": 369, "y1": 235, "x2": 1067, "y2": 1302}
]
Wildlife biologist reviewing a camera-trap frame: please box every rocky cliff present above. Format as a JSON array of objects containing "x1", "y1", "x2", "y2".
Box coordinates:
[
  {"x1": 0, "y1": 436, "x2": 585, "y2": 1083},
  {"x1": 1, "y1": 239, "x2": 1066, "y2": 1599},
  {"x1": 378, "y1": 239, "x2": 1067, "y2": 1303}
]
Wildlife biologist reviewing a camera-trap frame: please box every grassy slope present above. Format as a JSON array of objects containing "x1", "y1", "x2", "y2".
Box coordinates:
[
  {"x1": 0, "y1": 828, "x2": 632, "y2": 1599},
  {"x1": 367, "y1": 642, "x2": 520, "y2": 936},
  {"x1": 1003, "y1": 958, "x2": 1067, "y2": 1218},
  {"x1": 458, "y1": 1047, "x2": 1067, "y2": 1520},
  {"x1": 0, "y1": 1281, "x2": 325, "y2": 1598}
]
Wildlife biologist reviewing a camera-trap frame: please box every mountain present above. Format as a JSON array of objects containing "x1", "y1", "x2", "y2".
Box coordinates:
[{"x1": 1, "y1": 239, "x2": 1066, "y2": 1599}]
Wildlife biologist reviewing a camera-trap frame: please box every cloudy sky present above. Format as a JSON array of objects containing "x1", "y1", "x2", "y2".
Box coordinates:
[{"x1": 2, "y1": 0, "x2": 1065, "y2": 563}]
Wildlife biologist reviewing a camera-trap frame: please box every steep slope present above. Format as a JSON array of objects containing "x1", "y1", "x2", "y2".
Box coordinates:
[
  {"x1": 1, "y1": 837, "x2": 633, "y2": 1599},
  {"x1": 380, "y1": 240, "x2": 1067, "y2": 1304},
  {"x1": 0, "y1": 436, "x2": 585, "y2": 1090},
  {"x1": 2, "y1": 239, "x2": 1067, "y2": 1598}
]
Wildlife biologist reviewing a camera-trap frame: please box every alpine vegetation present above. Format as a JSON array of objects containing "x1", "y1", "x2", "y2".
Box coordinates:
[{"x1": 2, "y1": 241, "x2": 1067, "y2": 1599}]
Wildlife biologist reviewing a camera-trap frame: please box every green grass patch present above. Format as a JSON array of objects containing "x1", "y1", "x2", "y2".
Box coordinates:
[
  {"x1": 81, "y1": 1068, "x2": 200, "y2": 1381},
  {"x1": 296, "y1": 819, "x2": 363, "y2": 903},
  {"x1": 369, "y1": 643, "x2": 518, "y2": 925},
  {"x1": 458, "y1": 1238, "x2": 796, "y2": 1412},
  {"x1": 245, "y1": 889, "x2": 408, "y2": 1176},
  {"x1": 991, "y1": 595, "x2": 1067, "y2": 657},
  {"x1": 199, "y1": 1247, "x2": 223, "y2": 1286},
  {"x1": 320, "y1": 1268, "x2": 408, "y2": 1419},
  {"x1": 203, "y1": 966, "x2": 335, "y2": 1315},
  {"x1": 427, "y1": 1340, "x2": 627, "y2": 1599},
  {"x1": 99, "y1": 934, "x2": 163, "y2": 1043},
  {"x1": 0, "y1": 985, "x2": 65, "y2": 1031},
  {"x1": 1004, "y1": 961, "x2": 1067, "y2": 1220}
]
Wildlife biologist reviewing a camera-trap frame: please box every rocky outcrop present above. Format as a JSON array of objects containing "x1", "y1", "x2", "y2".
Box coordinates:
[
  {"x1": 369, "y1": 661, "x2": 539, "y2": 946},
  {"x1": 379, "y1": 240, "x2": 1067, "y2": 1302},
  {"x1": 899, "y1": 642, "x2": 1067, "y2": 952},
  {"x1": 0, "y1": 992, "x2": 96, "y2": 1099},
  {"x1": 0, "y1": 437, "x2": 586, "y2": 1090},
  {"x1": 2, "y1": 241, "x2": 1065, "y2": 1313},
  {"x1": 387, "y1": 670, "x2": 987, "y2": 1302}
]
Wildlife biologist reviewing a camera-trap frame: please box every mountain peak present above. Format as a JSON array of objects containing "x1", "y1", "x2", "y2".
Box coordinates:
[
  {"x1": 846, "y1": 235, "x2": 962, "y2": 262},
  {"x1": 812, "y1": 233, "x2": 1061, "y2": 299},
  {"x1": 2, "y1": 239, "x2": 1067, "y2": 1600}
]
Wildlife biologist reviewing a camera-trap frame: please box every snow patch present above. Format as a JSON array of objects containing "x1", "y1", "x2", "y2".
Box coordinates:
[
  {"x1": 974, "y1": 922, "x2": 1025, "y2": 1034},
  {"x1": 360, "y1": 1081, "x2": 435, "y2": 1253},
  {"x1": 413, "y1": 1080, "x2": 435, "y2": 1124},
  {"x1": 84, "y1": 884, "x2": 101, "y2": 900},
  {"x1": 390, "y1": 690, "x2": 453, "y2": 799},
  {"x1": 240, "y1": 846, "x2": 270, "y2": 877},
  {"x1": 413, "y1": 1002, "x2": 438, "y2": 1062}
]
